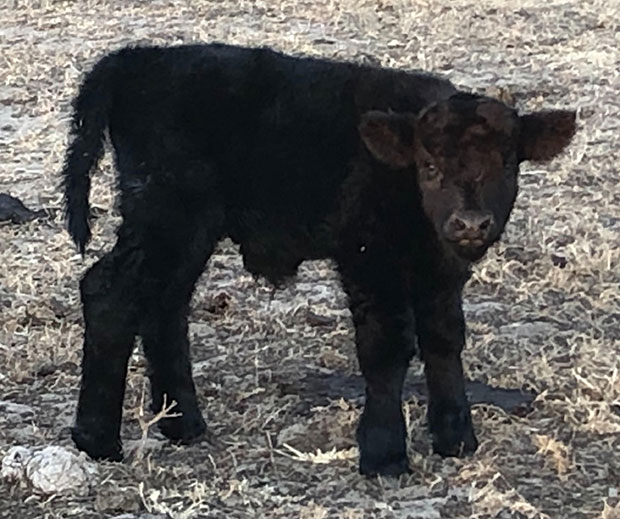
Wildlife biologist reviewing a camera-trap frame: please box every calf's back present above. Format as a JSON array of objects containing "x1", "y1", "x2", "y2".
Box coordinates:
[{"x1": 85, "y1": 44, "x2": 455, "y2": 279}]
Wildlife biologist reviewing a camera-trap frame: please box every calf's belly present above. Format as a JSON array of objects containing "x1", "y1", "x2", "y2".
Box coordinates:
[{"x1": 227, "y1": 221, "x2": 332, "y2": 286}]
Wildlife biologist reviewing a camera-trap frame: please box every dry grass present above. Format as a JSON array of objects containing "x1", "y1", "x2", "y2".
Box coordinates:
[{"x1": 0, "y1": 0, "x2": 618, "y2": 518}]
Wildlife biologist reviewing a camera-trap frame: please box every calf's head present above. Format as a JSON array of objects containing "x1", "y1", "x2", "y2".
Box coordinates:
[{"x1": 359, "y1": 93, "x2": 576, "y2": 261}]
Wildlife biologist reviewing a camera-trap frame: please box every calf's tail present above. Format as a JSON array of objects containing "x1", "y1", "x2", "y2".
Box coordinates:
[{"x1": 61, "y1": 57, "x2": 114, "y2": 254}]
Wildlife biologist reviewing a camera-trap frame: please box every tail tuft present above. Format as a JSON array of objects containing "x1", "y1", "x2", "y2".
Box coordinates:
[{"x1": 61, "y1": 57, "x2": 112, "y2": 254}]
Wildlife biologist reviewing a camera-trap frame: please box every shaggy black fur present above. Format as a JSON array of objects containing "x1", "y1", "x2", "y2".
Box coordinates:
[{"x1": 62, "y1": 43, "x2": 575, "y2": 476}]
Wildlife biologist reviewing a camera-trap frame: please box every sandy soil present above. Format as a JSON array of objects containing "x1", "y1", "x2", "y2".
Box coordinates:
[{"x1": 0, "y1": 1, "x2": 618, "y2": 518}]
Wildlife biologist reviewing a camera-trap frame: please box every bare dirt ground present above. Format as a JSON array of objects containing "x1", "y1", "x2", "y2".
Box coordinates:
[{"x1": 0, "y1": 0, "x2": 618, "y2": 517}]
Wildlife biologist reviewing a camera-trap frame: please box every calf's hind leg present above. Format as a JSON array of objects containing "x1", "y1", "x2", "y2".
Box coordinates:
[
  {"x1": 138, "y1": 215, "x2": 222, "y2": 444},
  {"x1": 72, "y1": 226, "x2": 142, "y2": 461}
]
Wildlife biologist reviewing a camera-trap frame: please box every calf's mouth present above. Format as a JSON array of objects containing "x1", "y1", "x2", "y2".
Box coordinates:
[{"x1": 448, "y1": 238, "x2": 490, "y2": 262}]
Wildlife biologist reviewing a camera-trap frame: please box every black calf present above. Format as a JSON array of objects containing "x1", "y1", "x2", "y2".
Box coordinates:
[{"x1": 62, "y1": 43, "x2": 576, "y2": 476}]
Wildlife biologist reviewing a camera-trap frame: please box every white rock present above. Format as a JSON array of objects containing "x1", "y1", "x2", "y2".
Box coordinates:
[
  {"x1": 2, "y1": 445, "x2": 98, "y2": 496},
  {"x1": 25, "y1": 446, "x2": 97, "y2": 496},
  {"x1": 1, "y1": 446, "x2": 31, "y2": 482}
]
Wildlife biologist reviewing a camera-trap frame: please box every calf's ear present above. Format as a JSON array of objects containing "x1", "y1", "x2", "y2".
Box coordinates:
[
  {"x1": 518, "y1": 110, "x2": 576, "y2": 162},
  {"x1": 358, "y1": 111, "x2": 416, "y2": 168}
]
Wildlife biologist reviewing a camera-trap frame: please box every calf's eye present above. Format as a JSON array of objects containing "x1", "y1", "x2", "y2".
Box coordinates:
[{"x1": 425, "y1": 162, "x2": 439, "y2": 179}]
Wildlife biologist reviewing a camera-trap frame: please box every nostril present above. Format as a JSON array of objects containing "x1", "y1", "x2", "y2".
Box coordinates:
[
  {"x1": 478, "y1": 216, "x2": 494, "y2": 234},
  {"x1": 452, "y1": 218, "x2": 467, "y2": 232}
]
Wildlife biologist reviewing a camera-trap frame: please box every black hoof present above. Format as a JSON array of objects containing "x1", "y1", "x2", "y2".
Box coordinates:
[
  {"x1": 157, "y1": 412, "x2": 206, "y2": 444},
  {"x1": 429, "y1": 402, "x2": 478, "y2": 457},
  {"x1": 359, "y1": 453, "x2": 411, "y2": 477},
  {"x1": 71, "y1": 426, "x2": 123, "y2": 461},
  {"x1": 356, "y1": 410, "x2": 409, "y2": 477},
  {"x1": 433, "y1": 430, "x2": 478, "y2": 457}
]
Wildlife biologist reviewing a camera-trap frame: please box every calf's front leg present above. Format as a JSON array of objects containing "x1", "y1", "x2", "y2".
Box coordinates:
[
  {"x1": 416, "y1": 289, "x2": 478, "y2": 457},
  {"x1": 343, "y1": 275, "x2": 416, "y2": 476}
]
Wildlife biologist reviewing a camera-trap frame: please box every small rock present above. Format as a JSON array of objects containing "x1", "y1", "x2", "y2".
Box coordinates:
[
  {"x1": 1, "y1": 446, "x2": 31, "y2": 482},
  {"x1": 551, "y1": 254, "x2": 568, "y2": 268},
  {"x1": 26, "y1": 446, "x2": 97, "y2": 496},
  {"x1": 2, "y1": 445, "x2": 97, "y2": 496}
]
